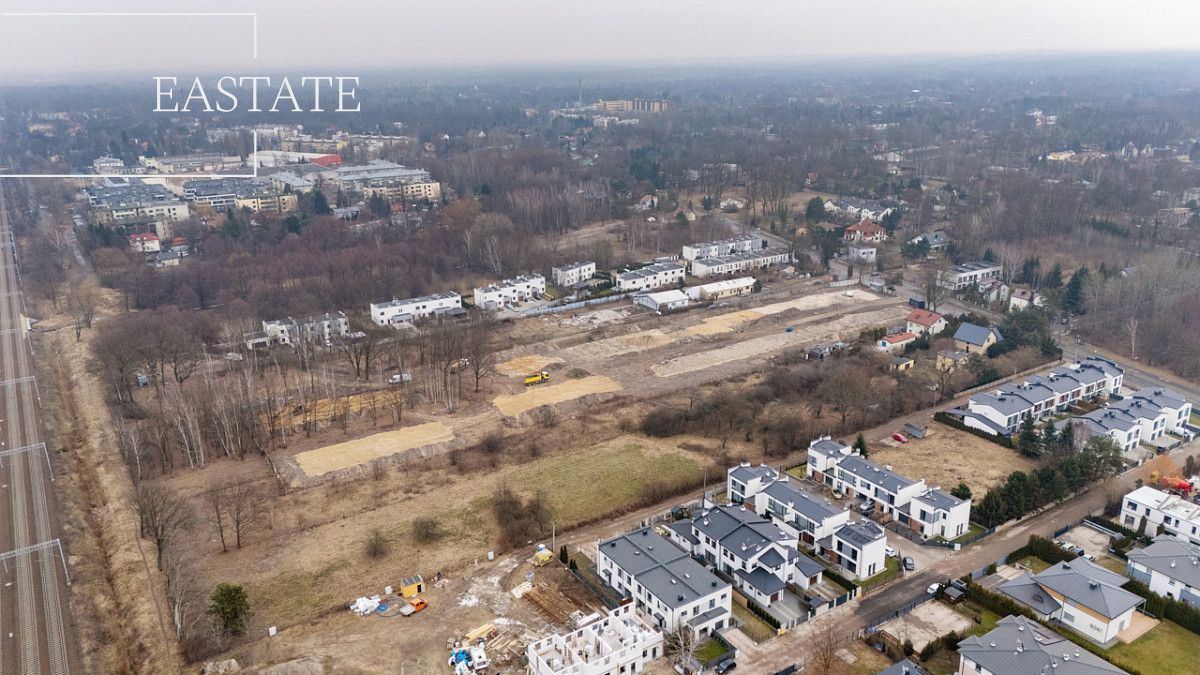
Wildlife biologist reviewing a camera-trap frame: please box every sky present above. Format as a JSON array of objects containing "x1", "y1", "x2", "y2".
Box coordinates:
[{"x1": 1, "y1": 0, "x2": 1199, "y2": 79}]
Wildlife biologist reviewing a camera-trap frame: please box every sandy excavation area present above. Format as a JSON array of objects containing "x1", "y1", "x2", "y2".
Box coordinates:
[
  {"x1": 492, "y1": 375, "x2": 623, "y2": 416},
  {"x1": 684, "y1": 288, "x2": 880, "y2": 336},
  {"x1": 496, "y1": 354, "x2": 565, "y2": 377},
  {"x1": 562, "y1": 328, "x2": 674, "y2": 360},
  {"x1": 294, "y1": 421, "x2": 455, "y2": 476},
  {"x1": 655, "y1": 305, "x2": 907, "y2": 377}
]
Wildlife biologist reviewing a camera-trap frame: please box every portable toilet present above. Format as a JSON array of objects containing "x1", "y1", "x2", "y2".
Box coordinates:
[{"x1": 399, "y1": 575, "x2": 424, "y2": 598}]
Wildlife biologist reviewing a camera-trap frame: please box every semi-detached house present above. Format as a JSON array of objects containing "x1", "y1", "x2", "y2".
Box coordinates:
[
  {"x1": 726, "y1": 463, "x2": 851, "y2": 545},
  {"x1": 1121, "y1": 485, "x2": 1200, "y2": 547},
  {"x1": 370, "y1": 292, "x2": 462, "y2": 326},
  {"x1": 596, "y1": 528, "x2": 731, "y2": 638},
  {"x1": 1126, "y1": 535, "x2": 1200, "y2": 607},
  {"x1": 959, "y1": 357, "x2": 1125, "y2": 436},
  {"x1": 615, "y1": 262, "x2": 686, "y2": 292}
]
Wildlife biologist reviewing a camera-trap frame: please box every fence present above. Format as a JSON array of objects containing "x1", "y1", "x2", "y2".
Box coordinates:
[
  {"x1": 862, "y1": 593, "x2": 934, "y2": 634},
  {"x1": 521, "y1": 293, "x2": 629, "y2": 317},
  {"x1": 884, "y1": 521, "x2": 958, "y2": 550}
]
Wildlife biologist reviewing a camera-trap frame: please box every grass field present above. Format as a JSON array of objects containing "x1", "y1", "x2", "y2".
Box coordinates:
[
  {"x1": 871, "y1": 423, "x2": 1040, "y2": 497},
  {"x1": 1013, "y1": 555, "x2": 1052, "y2": 573},
  {"x1": 695, "y1": 639, "x2": 730, "y2": 664},
  {"x1": 508, "y1": 441, "x2": 705, "y2": 526},
  {"x1": 1107, "y1": 620, "x2": 1200, "y2": 675},
  {"x1": 856, "y1": 556, "x2": 902, "y2": 591},
  {"x1": 732, "y1": 601, "x2": 778, "y2": 643}
]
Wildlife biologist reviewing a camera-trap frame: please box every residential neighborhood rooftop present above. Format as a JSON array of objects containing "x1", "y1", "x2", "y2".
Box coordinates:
[{"x1": 957, "y1": 616, "x2": 1128, "y2": 675}]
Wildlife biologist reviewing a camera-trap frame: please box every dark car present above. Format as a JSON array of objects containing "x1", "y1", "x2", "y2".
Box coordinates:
[
  {"x1": 903, "y1": 556, "x2": 916, "y2": 571},
  {"x1": 715, "y1": 658, "x2": 737, "y2": 673}
]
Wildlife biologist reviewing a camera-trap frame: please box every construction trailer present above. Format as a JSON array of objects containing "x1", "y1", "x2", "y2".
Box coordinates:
[{"x1": 399, "y1": 575, "x2": 425, "y2": 598}]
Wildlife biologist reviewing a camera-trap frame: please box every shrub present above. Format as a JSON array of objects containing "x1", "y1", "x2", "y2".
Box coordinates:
[
  {"x1": 640, "y1": 407, "x2": 689, "y2": 437},
  {"x1": 411, "y1": 517, "x2": 443, "y2": 544},
  {"x1": 366, "y1": 529, "x2": 389, "y2": 558},
  {"x1": 1005, "y1": 535, "x2": 1076, "y2": 565},
  {"x1": 746, "y1": 599, "x2": 781, "y2": 629},
  {"x1": 208, "y1": 583, "x2": 250, "y2": 635},
  {"x1": 1125, "y1": 579, "x2": 1200, "y2": 636},
  {"x1": 492, "y1": 485, "x2": 551, "y2": 549}
]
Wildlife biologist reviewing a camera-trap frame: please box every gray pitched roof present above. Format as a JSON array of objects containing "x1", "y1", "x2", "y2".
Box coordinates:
[
  {"x1": 810, "y1": 438, "x2": 851, "y2": 455},
  {"x1": 761, "y1": 479, "x2": 842, "y2": 523},
  {"x1": 973, "y1": 392, "x2": 1034, "y2": 416},
  {"x1": 1078, "y1": 408, "x2": 1139, "y2": 432},
  {"x1": 736, "y1": 566, "x2": 785, "y2": 595},
  {"x1": 1131, "y1": 388, "x2": 1188, "y2": 411},
  {"x1": 667, "y1": 519, "x2": 699, "y2": 547},
  {"x1": 1127, "y1": 535, "x2": 1200, "y2": 589},
  {"x1": 957, "y1": 616, "x2": 1129, "y2": 675},
  {"x1": 599, "y1": 528, "x2": 728, "y2": 609},
  {"x1": 837, "y1": 455, "x2": 917, "y2": 493},
  {"x1": 729, "y1": 463, "x2": 779, "y2": 484},
  {"x1": 1009, "y1": 559, "x2": 1144, "y2": 620},
  {"x1": 915, "y1": 488, "x2": 965, "y2": 512},
  {"x1": 794, "y1": 552, "x2": 825, "y2": 579},
  {"x1": 835, "y1": 520, "x2": 885, "y2": 548},
  {"x1": 758, "y1": 548, "x2": 785, "y2": 568},
  {"x1": 998, "y1": 575, "x2": 1062, "y2": 616},
  {"x1": 954, "y1": 322, "x2": 1000, "y2": 347},
  {"x1": 878, "y1": 658, "x2": 930, "y2": 675}
]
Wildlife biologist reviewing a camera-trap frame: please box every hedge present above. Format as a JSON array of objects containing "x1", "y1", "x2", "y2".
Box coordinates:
[
  {"x1": 964, "y1": 581, "x2": 1141, "y2": 675},
  {"x1": 918, "y1": 630, "x2": 961, "y2": 661},
  {"x1": 822, "y1": 567, "x2": 857, "y2": 594},
  {"x1": 933, "y1": 411, "x2": 1014, "y2": 449},
  {"x1": 1005, "y1": 535, "x2": 1077, "y2": 566},
  {"x1": 1085, "y1": 516, "x2": 1151, "y2": 546},
  {"x1": 1124, "y1": 579, "x2": 1200, "y2": 636},
  {"x1": 746, "y1": 598, "x2": 781, "y2": 629}
]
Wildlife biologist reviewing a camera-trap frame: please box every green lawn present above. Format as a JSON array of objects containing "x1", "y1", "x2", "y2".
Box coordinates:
[
  {"x1": 731, "y1": 601, "x2": 778, "y2": 643},
  {"x1": 951, "y1": 522, "x2": 987, "y2": 544},
  {"x1": 508, "y1": 443, "x2": 703, "y2": 526},
  {"x1": 1097, "y1": 556, "x2": 1128, "y2": 574},
  {"x1": 855, "y1": 556, "x2": 902, "y2": 591},
  {"x1": 695, "y1": 639, "x2": 730, "y2": 663},
  {"x1": 786, "y1": 466, "x2": 807, "y2": 480},
  {"x1": 1107, "y1": 620, "x2": 1200, "y2": 675},
  {"x1": 1013, "y1": 555, "x2": 1052, "y2": 573},
  {"x1": 952, "y1": 600, "x2": 1001, "y2": 636}
]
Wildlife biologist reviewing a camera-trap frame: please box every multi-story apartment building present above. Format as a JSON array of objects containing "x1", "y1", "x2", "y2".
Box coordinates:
[
  {"x1": 525, "y1": 604, "x2": 663, "y2": 675},
  {"x1": 1121, "y1": 486, "x2": 1200, "y2": 547},
  {"x1": 937, "y1": 261, "x2": 1003, "y2": 291},
  {"x1": 689, "y1": 249, "x2": 792, "y2": 278},
  {"x1": 596, "y1": 528, "x2": 731, "y2": 637},
  {"x1": 370, "y1": 292, "x2": 462, "y2": 326},
  {"x1": 551, "y1": 261, "x2": 597, "y2": 287},
  {"x1": 681, "y1": 235, "x2": 767, "y2": 261},
  {"x1": 615, "y1": 262, "x2": 686, "y2": 292},
  {"x1": 87, "y1": 182, "x2": 190, "y2": 225},
  {"x1": 361, "y1": 177, "x2": 442, "y2": 202},
  {"x1": 595, "y1": 99, "x2": 670, "y2": 113},
  {"x1": 472, "y1": 274, "x2": 546, "y2": 309}
]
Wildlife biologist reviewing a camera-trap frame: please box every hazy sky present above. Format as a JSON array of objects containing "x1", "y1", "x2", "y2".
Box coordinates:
[{"x1": 2, "y1": 0, "x2": 1199, "y2": 78}]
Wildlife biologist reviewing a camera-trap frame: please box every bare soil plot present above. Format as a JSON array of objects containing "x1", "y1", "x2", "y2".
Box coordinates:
[
  {"x1": 293, "y1": 421, "x2": 455, "y2": 476},
  {"x1": 270, "y1": 389, "x2": 400, "y2": 432},
  {"x1": 683, "y1": 287, "x2": 881, "y2": 336},
  {"x1": 492, "y1": 375, "x2": 622, "y2": 416},
  {"x1": 877, "y1": 600, "x2": 974, "y2": 651},
  {"x1": 496, "y1": 354, "x2": 565, "y2": 377},
  {"x1": 869, "y1": 422, "x2": 1039, "y2": 497},
  {"x1": 655, "y1": 305, "x2": 906, "y2": 377},
  {"x1": 563, "y1": 328, "x2": 674, "y2": 359}
]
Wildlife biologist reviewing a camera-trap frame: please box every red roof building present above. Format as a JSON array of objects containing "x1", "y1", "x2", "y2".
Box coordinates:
[
  {"x1": 310, "y1": 154, "x2": 342, "y2": 168},
  {"x1": 844, "y1": 219, "x2": 887, "y2": 242}
]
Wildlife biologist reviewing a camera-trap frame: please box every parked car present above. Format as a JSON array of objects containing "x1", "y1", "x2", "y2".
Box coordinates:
[
  {"x1": 903, "y1": 557, "x2": 916, "y2": 571},
  {"x1": 927, "y1": 583, "x2": 941, "y2": 595},
  {"x1": 715, "y1": 659, "x2": 737, "y2": 674},
  {"x1": 885, "y1": 546, "x2": 898, "y2": 558},
  {"x1": 891, "y1": 432, "x2": 909, "y2": 443}
]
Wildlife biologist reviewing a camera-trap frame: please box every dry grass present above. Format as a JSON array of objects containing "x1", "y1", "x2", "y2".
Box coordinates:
[
  {"x1": 496, "y1": 354, "x2": 565, "y2": 377},
  {"x1": 293, "y1": 421, "x2": 455, "y2": 476},
  {"x1": 563, "y1": 328, "x2": 674, "y2": 359},
  {"x1": 507, "y1": 440, "x2": 706, "y2": 526},
  {"x1": 492, "y1": 375, "x2": 622, "y2": 416},
  {"x1": 869, "y1": 422, "x2": 1040, "y2": 496},
  {"x1": 683, "y1": 288, "x2": 882, "y2": 336}
]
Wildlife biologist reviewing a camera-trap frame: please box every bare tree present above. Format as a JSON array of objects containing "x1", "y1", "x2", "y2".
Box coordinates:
[
  {"x1": 662, "y1": 625, "x2": 697, "y2": 671},
  {"x1": 66, "y1": 287, "x2": 96, "y2": 341},
  {"x1": 206, "y1": 487, "x2": 229, "y2": 553},
  {"x1": 810, "y1": 620, "x2": 845, "y2": 675},
  {"x1": 228, "y1": 481, "x2": 263, "y2": 549},
  {"x1": 465, "y1": 314, "x2": 497, "y2": 392},
  {"x1": 134, "y1": 483, "x2": 194, "y2": 570}
]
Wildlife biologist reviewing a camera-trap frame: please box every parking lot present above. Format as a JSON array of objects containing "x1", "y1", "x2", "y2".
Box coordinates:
[{"x1": 1058, "y1": 523, "x2": 1114, "y2": 559}]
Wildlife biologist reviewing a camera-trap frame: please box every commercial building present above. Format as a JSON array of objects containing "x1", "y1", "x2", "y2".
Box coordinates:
[
  {"x1": 615, "y1": 262, "x2": 686, "y2": 292},
  {"x1": 551, "y1": 261, "x2": 597, "y2": 287},
  {"x1": 361, "y1": 177, "x2": 442, "y2": 202},
  {"x1": 370, "y1": 292, "x2": 462, "y2": 326},
  {"x1": 330, "y1": 159, "x2": 435, "y2": 192},
  {"x1": 596, "y1": 528, "x2": 731, "y2": 637},
  {"x1": 525, "y1": 604, "x2": 663, "y2": 675},
  {"x1": 689, "y1": 249, "x2": 791, "y2": 278},
  {"x1": 685, "y1": 277, "x2": 755, "y2": 302},
  {"x1": 634, "y1": 289, "x2": 690, "y2": 313},
  {"x1": 87, "y1": 182, "x2": 190, "y2": 225},
  {"x1": 141, "y1": 153, "x2": 245, "y2": 174},
  {"x1": 472, "y1": 274, "x2": 546, "y2": 309},
  {"x1": 268, "y1": 171, "x2": 315, "y2": 193},
  {"x1": 595, "y1": 99, "x2": 670, "y2": 113}
]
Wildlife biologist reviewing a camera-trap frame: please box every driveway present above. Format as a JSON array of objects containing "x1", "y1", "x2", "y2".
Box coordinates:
[{"x1": 876, "y1": 600, "x2": 974, "y2": 651}]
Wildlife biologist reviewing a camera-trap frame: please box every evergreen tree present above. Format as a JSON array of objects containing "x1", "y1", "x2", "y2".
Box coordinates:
[
  {"x1": 1044, "y1": 263, "x2": 1063, "y2": 288},
  {"x1": 977, "y1": 490, "x2": 1008, "y2": 527},
  {"x1": 950, "y1": 482, "x2": 972, "y2": 501},
  {"x1": 208, "y1": 583, "x2": 250, "y2": 635},
  {"x1": 312, "y1": 190, "x2": 332, "y2": 215},
  {"x1": 805, "y1": 196, "x2": 825, "y2": 222},
  {"x1": 853, "y1": 433, "x2": 868, "y2": 458},
  {"x1": 1017, "y1": 417, "x2": 1040, "y2": 458},
  {"x1": 1040, "y1": 425, "x2": 1058, "y2": 456},
  {"x1": 1057, "y1": 422, "x2": 1075, "y2": 455},
  {"x1": 559, "y1": 544, "x2": 568, "y2": 564},
  {"x1": 1062, "y1": 267, "x2": 1090, "y2": 314}
]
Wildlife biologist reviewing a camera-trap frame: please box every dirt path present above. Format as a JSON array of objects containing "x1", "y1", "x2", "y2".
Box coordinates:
[{"x1": 293, "y1": 421, "x2": 455, "y2": 477}]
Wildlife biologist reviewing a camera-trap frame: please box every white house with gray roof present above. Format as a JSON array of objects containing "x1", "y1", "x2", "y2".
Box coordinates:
[
  {"x1": 726, "y1": 463, "x2": 852, "y2": 546},
  {"x1": 370, "y1": 292, "x2": 462, "y2": 326},
  {"x1": 1121, "y1": 486, "x2": 1200, "y2": 547},
  {"x1": 817, "y1": 520, "x2": 888, "y2": 580},
  {"x1": 910, "y1": 488, "x2": 971, "y2": 539},
  {"x1": 998, "y1": 559, "x2": 1143, "y2": 645},
  {"x1": 595, "y1": 528, "x2": 731, "y2": 637},
  {"x1": 1126, "y1": 535, "x2": 1200, "y2": 607},
  {"x1": 957, "y1": 615, "x2": 1129, "y2": 675},
  {"x1": 679, "y1": 504, "x2": 825, "y2": 604},
  {"x1": 615, "y1": 262, "x2": 686, "y2": 292}
]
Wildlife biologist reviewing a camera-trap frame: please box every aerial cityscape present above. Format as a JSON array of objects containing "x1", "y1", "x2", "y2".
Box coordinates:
[{"x1": 3, "y1": 2, "x2": 1200, "y2": 674}]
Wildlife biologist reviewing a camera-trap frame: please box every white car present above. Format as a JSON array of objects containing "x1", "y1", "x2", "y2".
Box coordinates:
[
  {"x1": 885, "y1": 546, "x2": 898, "y2": 558},
  {"x1": 927, "y1": 583, "x2": 941, "y2": 595}
]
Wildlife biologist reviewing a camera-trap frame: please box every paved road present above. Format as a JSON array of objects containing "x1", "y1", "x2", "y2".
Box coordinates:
[{"x1": 0, "y1": 182, "x2": 76, "y2": 674}]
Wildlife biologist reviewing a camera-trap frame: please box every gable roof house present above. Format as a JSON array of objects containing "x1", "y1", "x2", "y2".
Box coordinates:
[
  {"x1": 877, "y1": 331, "x2": 918, "y2": 352},
  {"x1": 957, "y1": 615, "x2": 1129, "y2": 675},
  {"x1": 595, "y1": 528, "x2": 732, "y2": 638},
  {"x1": 843, "y1": 219, "x2": 888, "y2": 243},
  {"x1": 953, "y1": 322, "x2": 1003, "y2": 354},
  {"x1": 998, "y1": 559, "x2": 1143, "y2": 646},
  {"x1": 727, "y1": 463, "x2": 851, "y2": 546},
  {"x1": 905, "y1": 309, "x2": 947, "y2": 336},
  {"x1": 1127, "y1": 535, "x2": 1200, "y2": 607},
  {"x1": 909, "y1": 230, "x2": 951, "y2": 251}
]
